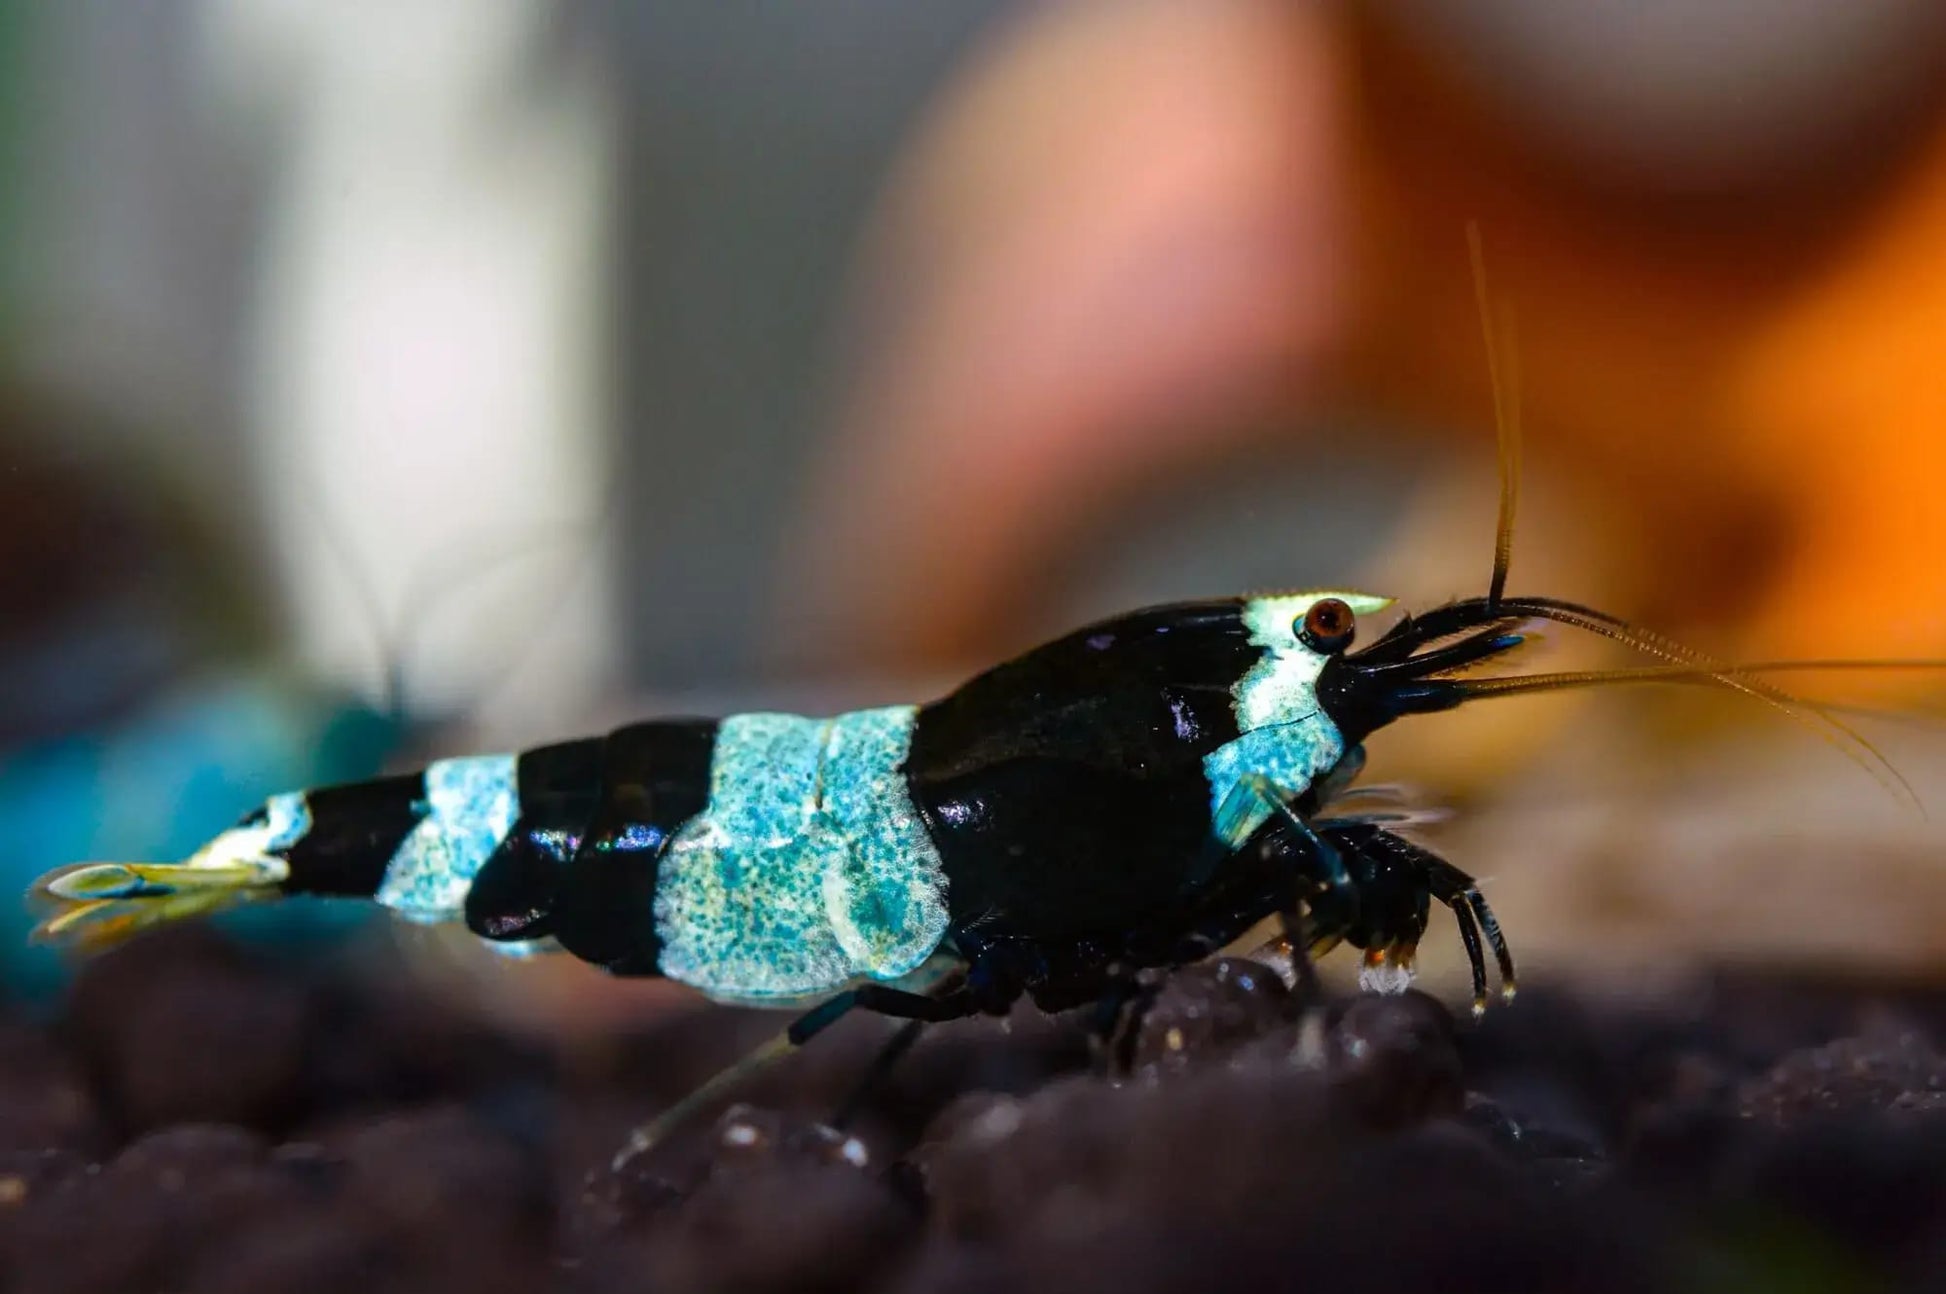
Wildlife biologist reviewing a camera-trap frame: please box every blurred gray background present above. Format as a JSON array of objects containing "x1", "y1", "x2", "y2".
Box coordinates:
[{"x1": 7, "y1": 1, "x2": 1008, "y2": 727}]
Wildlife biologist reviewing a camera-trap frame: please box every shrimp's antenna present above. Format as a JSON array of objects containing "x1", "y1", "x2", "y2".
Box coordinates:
[
  {"x1": 304, "y1": 483, "x2": 618, "y2": 729},
  {"x1": 304, "y1": 490, "x2": 409, "y2": 724},
  {"x1": 1457, "y1": 228, "x2": 1912, "y2": 811},
  {"x1": 1469, "y1": 221, "x2": 1520, "y2": 615},
  {"x1": 1455, "y1": 658, "x2": 1946, "y2": 696},
  {"x1": 1444, "y1": 598, "x2": 1926, "y2": 812}
]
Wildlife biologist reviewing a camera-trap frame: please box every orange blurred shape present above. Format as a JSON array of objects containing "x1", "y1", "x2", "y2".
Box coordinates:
[
  {"x1": 1347, "y1": 7, "x2": 1946, "y2": 692},
  {"x1": 789, "y1": 0, "x2": 1347, "y2": 671},
  {"x1": 790, "y1": 0, "x2": 1946, "y2": 725}
]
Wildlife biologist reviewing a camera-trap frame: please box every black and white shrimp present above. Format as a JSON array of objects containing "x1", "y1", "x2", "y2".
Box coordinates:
[{"x1": 28, "y1": 236, "x2": 1935, "y2": 1161}]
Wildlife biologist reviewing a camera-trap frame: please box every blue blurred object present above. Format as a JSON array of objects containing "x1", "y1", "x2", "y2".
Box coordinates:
[
  {"x1": 0, "y1": 389, "x2": 418, "y2": 1003},
  {"x1": 0, "y1": 669, "x2": 404, "y2": 1000}
]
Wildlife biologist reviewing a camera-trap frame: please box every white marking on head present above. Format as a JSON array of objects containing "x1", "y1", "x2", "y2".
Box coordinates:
[
  {"x1": 1234, "y1": 592, "x2": 1392, "y2": 732},
  {"x1": 1201, "y1": 592, "x2": 1392, "y2": 845}
]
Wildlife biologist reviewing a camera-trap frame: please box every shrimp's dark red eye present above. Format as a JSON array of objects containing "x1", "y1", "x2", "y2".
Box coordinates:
[{"x1": 1297, "y1": 598, "x2": 1356, "y2": 654}]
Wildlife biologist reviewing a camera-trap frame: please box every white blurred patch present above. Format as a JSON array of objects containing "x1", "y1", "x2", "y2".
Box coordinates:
[{"x1": 200, "y1": 0, "x2": 620, "y2": 733}]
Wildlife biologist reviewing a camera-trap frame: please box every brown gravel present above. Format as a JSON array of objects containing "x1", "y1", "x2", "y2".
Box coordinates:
[{"x1": 6, "y1": 927, "x2": 1946, "y2": 1292}]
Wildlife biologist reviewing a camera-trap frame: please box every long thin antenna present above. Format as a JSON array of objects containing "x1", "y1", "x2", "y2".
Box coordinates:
[
  {"x1": 303, "y1": 490, "x2": 410, "y2": 723},
  {"x1": 1486, "y1": 595, "x2": 1924, "y2": 813},
  {"x1": 1452, "y1": 660, "x2": 1943, "y2": 811},
  {"x1": 1453, "y1": 239, "x2": 1902, "y2": 804},
  {"x1": 1454, "y1": 658, "x2": 1946, "y2": 699},
  {"x1": 1444, "y1": 233, "x2": 1913, "y2": 808},
  {"x1": 1468, "y1": 221, "x2": 1520, "y2": 613},
  {"x1": 302, "y1": 482, "x2": 620, "y2": 730}
]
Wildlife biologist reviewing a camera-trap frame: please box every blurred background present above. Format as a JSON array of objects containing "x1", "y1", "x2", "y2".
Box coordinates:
[{"x1": 5, "y1": 0, "x2": 1946, "y2": 1018}]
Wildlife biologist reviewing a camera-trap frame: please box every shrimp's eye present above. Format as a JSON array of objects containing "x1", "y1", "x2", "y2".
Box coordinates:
[{"x1": 1297, "y1": 598, "x2": 1356, "y2": 654}]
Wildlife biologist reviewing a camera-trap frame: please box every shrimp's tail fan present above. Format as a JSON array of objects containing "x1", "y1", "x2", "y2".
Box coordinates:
[{"x1": 29, "y1": 860, "x2": 284, "y2": 952}]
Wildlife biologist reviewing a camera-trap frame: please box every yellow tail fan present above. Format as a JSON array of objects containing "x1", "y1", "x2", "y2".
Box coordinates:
[{"x1": 29, "y1": 861, "x2": 284, "y2": 952}]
